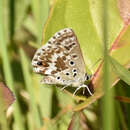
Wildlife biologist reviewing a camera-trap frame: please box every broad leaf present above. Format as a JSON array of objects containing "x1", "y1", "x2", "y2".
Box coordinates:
[{"x1": 41, "y1": 0, "x2": 130, "y2": 110}]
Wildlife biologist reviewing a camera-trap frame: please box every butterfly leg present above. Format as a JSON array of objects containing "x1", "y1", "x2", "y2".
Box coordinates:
[
  {"x1": 60, "y1": 85, "x2": 68, "y2": 91},
  {"x1": 73, "y1": 86, "x2": 83, "y2": 96},
  {"x1": 73, "y1": 84, "x2": 93, "y2": 96},
  {"x1": 82, "y1": 84, "x2": 93, "y2": 96},
  {"x1": 83, "y1": 88, "x2": 85, "y2": 94}
]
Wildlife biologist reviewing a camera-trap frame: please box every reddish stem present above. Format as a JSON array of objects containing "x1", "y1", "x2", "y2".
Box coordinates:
[{"x1": 109, "y1": 24, "x2": 128, "y2": 53}]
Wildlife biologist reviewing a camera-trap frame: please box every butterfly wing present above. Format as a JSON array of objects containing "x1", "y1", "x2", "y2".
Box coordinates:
[{"x1": 32, "y1": 28, "x2": 86, "y2": 87}]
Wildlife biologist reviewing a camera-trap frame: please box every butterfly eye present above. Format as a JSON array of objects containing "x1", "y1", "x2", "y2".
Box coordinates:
[
  {"x1": 56, "y1": 76, "x2": 60, "y2": 80},
  {"x1": 69, "y1": 61, "x2": 75, "y2": 66},
  {"x1": 37, "y1": 61, "x2": 42, "y2": 66},
  {"x1": 85, "y1": 74, "x2": 91, "y2": 80},
  {"x1": 86, "y1": 75, "x2": 89, "y2": 80}
]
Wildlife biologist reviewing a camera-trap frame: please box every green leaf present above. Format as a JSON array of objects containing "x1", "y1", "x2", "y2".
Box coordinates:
[
  {"x1": 19, "y1": 48, "x2": 41, "y2": 129},
  {"x1": 14, "y1": 0, "x2": 30, "y2": 32},
  {"x1": 0, "y1": 0, "x2": 25, "y2": 129},
  {"x1": 31, "y1": 0, "x2": 49, "y2": 43},
  {"x1": 33, "y1": 75, "x2": 53, "y2": 118},
  {"x1": 109, "y1": 56, "x2": 130, "y2": 85}
]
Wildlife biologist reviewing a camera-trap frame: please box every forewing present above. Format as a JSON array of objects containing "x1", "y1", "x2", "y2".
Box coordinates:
[{"x1": 32, "y1": 28, "x2": 86, "y2": 85}]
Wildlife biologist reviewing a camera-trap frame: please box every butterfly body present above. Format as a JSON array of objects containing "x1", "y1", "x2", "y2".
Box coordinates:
[{"x1": 32, "y1": 28, "x2": 93, "y2": 96}]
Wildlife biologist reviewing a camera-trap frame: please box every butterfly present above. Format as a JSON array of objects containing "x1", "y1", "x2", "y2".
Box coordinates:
[{"x1": 32, "y1": 28, "x2": 93, "y2": 96}]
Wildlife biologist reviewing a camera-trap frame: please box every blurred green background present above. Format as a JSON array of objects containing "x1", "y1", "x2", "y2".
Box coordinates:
[{"x1": 0, "y1": 0, "x2": 130, "y2": 130}]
